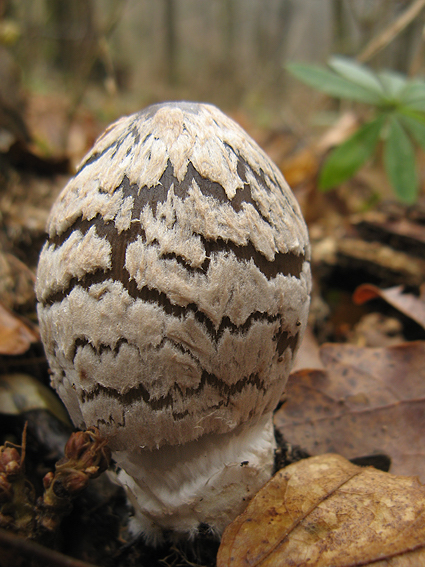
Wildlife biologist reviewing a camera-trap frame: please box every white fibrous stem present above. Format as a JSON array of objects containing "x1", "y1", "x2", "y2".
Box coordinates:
[{"x1": 113, "y1": 413, "x2": 276, "y2": 545}]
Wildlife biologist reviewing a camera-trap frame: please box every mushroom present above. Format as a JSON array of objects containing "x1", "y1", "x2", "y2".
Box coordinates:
[{"x1": 35, "y1": 102, "x2": 311, "y2": 544}]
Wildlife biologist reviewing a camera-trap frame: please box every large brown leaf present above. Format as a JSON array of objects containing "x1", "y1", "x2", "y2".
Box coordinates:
[
  {"x1": 217, "y1": 454, "x2": 425, "y2": 567},
  {"x1": 275, "y1": 341, "x2": 425, "y2": 481}
]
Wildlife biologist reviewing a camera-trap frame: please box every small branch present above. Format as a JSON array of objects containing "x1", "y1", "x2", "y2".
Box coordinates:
[
  {"x1": 358, "y1": 0, "x2": 425, "y2": 63},
  {"x1": 61, "y1": 0, "x2": 129, "y2": 151},
  {"x1": 0, "y1": 528, "x2": 100, "y2": 567}
]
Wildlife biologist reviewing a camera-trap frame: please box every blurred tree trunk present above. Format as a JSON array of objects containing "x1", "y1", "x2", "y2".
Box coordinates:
[
  {"x1": 217, "y1": 0, "x2": 237, "y2": 101},
  {"x1": 46, "y1": 0, "x2": 97, "y2": 75},
  {"x1": 255, "y1": 0, "x2": 269, "y2": 63},
  {"x1": 164, "y1": 0, "x2": 177, "y2": 85},
  {"x1": 332, "y1": 0, "x2": 345, "y2": 50},
  {"x1": 222, "y1": 0, "x2": 235, "y2": 69},
  {"x1": 255, "y1": 0, "x2": 293, "y2": 67}
]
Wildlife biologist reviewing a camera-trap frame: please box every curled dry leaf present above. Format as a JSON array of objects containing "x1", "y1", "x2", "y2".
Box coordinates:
[
  {"x1": 217, "y1": 453, "x2": 425, "y2": 567},
  {"x1": 0, "y1": 302, "x2": 39, "y2": 355},
  {"x1": 353, "y1": 283, "x2": 425, "y2": 330},
  {"x1": 275, "y1": 341, "x2": 425, "y2": 481},
  {"x1": 0, "y1": 373, "x2": 70, "y2": 425}
]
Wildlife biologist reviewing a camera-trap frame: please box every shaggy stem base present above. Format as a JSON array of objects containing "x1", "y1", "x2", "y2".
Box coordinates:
[{"x1": 113, "y1": 413, "x2": 276, "y2": 545}]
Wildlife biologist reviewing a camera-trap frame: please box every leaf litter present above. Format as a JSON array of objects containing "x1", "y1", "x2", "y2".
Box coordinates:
[{"x1": 1, "y1": 64, "x2": 425, "y2": 567}]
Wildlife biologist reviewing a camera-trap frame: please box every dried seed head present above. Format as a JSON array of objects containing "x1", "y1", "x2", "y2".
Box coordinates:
[
  {"x1": 57, "y1": 470, "x2": 89, "y2": 495},
  {"x1": 59, "y1": 428, "x2": 111, "y2": 475}
]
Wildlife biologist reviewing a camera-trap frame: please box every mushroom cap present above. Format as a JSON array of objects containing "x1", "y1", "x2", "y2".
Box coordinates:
[{"x1": 36, "y1": 102, "x2": 311, "y2": 452}]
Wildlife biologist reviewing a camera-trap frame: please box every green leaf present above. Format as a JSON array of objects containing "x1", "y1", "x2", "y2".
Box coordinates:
[
  {"x1": 286, "y1": 62, "x2": 382, "y2": 104},
  {"x1": 377, "y1": 70, "x2": 407, "y2": 99},
  {"x1": 319, "y1": 116, "x2": 384, "y2": 190},
  {"x1": 329, "y1": 56, "x2": 385, "y2": 99},
  {"x1": 384, "y1": 117, "x2": 418, "y2": 204},
  {"x1": 400, "y1": 80, "x2": 425, "y2": 112},
  {"x1": 399, "y1": 112, "x2": 425, "y2": 151}
]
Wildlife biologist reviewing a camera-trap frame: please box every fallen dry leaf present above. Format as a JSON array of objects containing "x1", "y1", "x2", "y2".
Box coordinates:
[
  {"x1": 353, "y1": 283, "x2": 425, "y2": 330},
  {"x1": 275, "y1": 341, "x2": 425, "y2": 482},
  {"x1": 291, "y1": 326, "x2": 323, "y2": 372},
  {"x1": 354, "y1": 210, "x2": 425, "y2": 258},
  {"x1": 350, "y1": 312, "x2": 404, "y2": 347},
  {"x1": 0, "y1": 251, "x2": 36, "y2": 311},
  {"x1": 279, "y1": 146, "x2": 318, "y2": 188},
  {"x1": 337, "y1": 238, "x2": 425, "y2": 287},
  {"x1": 0, "y1": 302, "x2": 39, "y2": 355},
  {"x1": 316, "y1": 111, "x2": 359, "y2": 152},
  {"x1": 217, "y1": 453, "x2": 425, "y2": 567}
]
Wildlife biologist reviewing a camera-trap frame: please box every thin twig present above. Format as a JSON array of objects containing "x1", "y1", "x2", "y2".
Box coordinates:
[
  {"x1": 358, "y1": 0, "x2": 425, "y2": 62},
  {"x1": 61, "y1": 0, "x2": 129, "y2": 151},
  {"x1": 20, "y1": 421, "x2": 27, "y2": 473},
  {"x1": 0, "y1": 528, "x2": 100, "y2": 567}
]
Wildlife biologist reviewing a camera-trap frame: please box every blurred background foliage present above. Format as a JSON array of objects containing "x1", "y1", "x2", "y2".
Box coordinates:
[
  {"x1": 1, "y1": 0, "x2": 425, "y2": 130},
  {"x1": 0, "y1": 0, "x2": 424, "y2": 208}
]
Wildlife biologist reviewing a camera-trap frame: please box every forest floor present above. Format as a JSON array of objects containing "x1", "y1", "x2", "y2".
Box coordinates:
[{"x1": 1, "y1": 86, "x2": 425, "y2": 567}]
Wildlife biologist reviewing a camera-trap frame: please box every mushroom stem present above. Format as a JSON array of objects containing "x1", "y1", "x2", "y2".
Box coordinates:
[{"x1": 113, "y1": 412, "x2": 276, "y2": 545}]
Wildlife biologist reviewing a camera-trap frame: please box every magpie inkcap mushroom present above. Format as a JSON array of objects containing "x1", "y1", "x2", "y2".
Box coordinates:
[{"x1": 36, "y1": 101, "x2": 311, "y2": 543}]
